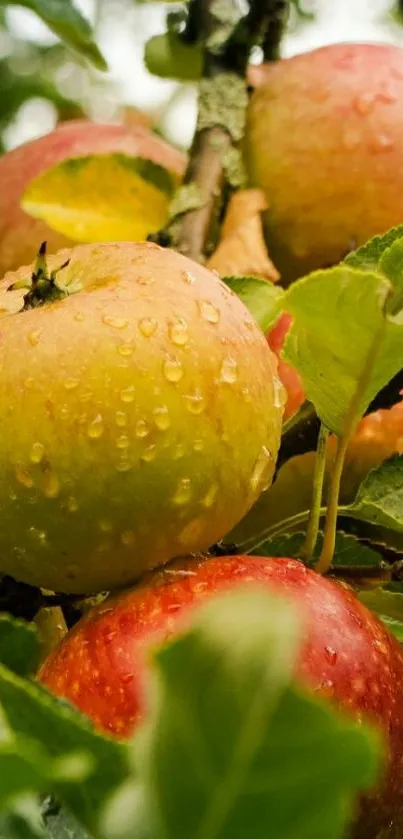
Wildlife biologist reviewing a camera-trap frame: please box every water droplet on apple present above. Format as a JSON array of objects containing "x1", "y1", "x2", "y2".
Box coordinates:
[
  {"x1": 30, "y1": 442, "x2": 45, "y2": 464},
  {"x1": 64, "y1": 377, "x2": 80, "y2": 390},
  {"x1": 135, "y1": 419, "x2": 150, "y2": 438},
  {"x1": 44, "y1": 471, "x2": 60, "y2": 499},
  {"x1": 120, "y1": 385, "x2": 135, "y2": 403},
  {"x1": 67, "y1": 496, "x2": 78, "y2": 513},
  {"x1": 172, "y1": 477, "x2": 192, "y2": 505},
  {"x1": 199, "y1": 299, "x2": 220, "y2": 323},
  {"x1": 173, "y1": 443, "x2": 185, "y2": 460},
  {"x1": 116, "y1": 458, "x2": 132, "y2": 472},
  {"x1": 182, "y1": 270, "x2": 196, "y2": 285},
  {"x1": 140, "y1": 443, "x2": 157, "y2": 462},
  {"x1": 138, "y1": 317, "x2": 157, "y2": 337},
  {"x1": 116, "y1": 434, "x2": 130, "y2": 449},
  {"x1": 250, "y1": 446, "x2": 273, "y2": 494},
  {"x1": 102, "y1": 315, "x2": 129, "y2": 329},
  {"x1": 163, "y1": 357, "x2": 183, "y2": 382},
  {"x1": 168, "y1": 317, "x2": 189, "y2": 346},
  {"x1": 193, "y1": 438, "x2": 204, "y2": 452},
  {"x1": 120, "y1": 672, "x2": 134, "y2": 684},
  {"x1": 203, "y1": 483, "x2": 219, "y2": 508},
  {"x1": 369, "y1": 134, "x2": 394, "y2": 153},
  {"x1": 73, "y1": 311, "x2": 85, "y2": 322},
  {"x1": 87, "y1": 415, "x2": 104, "y2": 439},
  {"x1": 353, "y1": 92, "x2": 375, "y2": 115},
  {"x1": 99, "y1": 519, "x2": 113, "y2": 533},
  {"x1": 117, "y1": 342, "x2": 135, "y2": 357},
  {"x1": 121, "y1": 530, "x2": 135, "y2": 546},
  {"x1": 29, "y1": 526, "x2": 47, "y2": 543},
  {"x1": 153, "y1": 405, "x2": 170, "y2": 430},
  {"x1": 116, "y1": 411, "x2": 128, "y2": 427},
  {"x1": 220, "y1": 357, "x2": 238, "y2": 384},
  {"x1": 184, "y1": 390, "x2": 206, "y2": 414},
  {"x1": 324, "y1": 646, "x2": 338, "y2": 665},
  {"x1": 28, "y1": 329, "x2": 42, "y2": 347},
  {"x1": 16, "y1": 467, "x2": 33, "y2": 488}
]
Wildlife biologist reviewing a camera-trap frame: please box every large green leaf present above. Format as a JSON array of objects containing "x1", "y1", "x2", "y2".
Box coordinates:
[
  {"x1": 0, "y1": 664, "x2": 129, "y2": 833},
  {"x1": 348, "y1": 456, "x2": 403, "y2": 533},
  {"x1": 345, "y1": 225, "x2": 403, "y2": 272},
  {"x1": 282, "y1": 265, "x2": 403, "y2": 435},
  {"x1": 105, "y1": 589, "x2": 381, "y2": 839},
  {"x1": 0, "y1": 0, "x2": 107, "y2": 70}
]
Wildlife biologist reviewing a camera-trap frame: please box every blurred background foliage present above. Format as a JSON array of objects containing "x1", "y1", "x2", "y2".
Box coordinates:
[{"x1": 1, "y1": 0, "x2": 403, "y2": 155}]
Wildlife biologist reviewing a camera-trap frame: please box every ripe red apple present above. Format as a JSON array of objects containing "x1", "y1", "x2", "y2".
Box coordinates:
[
  {"x1": 267, "y1": 313, "x2": 305, "y2": 420},
  {"x1": 39, "y1": 554, "x2": 403, "y2": 839},
  {"x1": 0, "y1": 120, "x2": 185, "y2": 278},
  {"x1": 246, "y1": 43, "x2": 403, "y2": 282},
  {"x1": 0, "y1": 242, "x2": 283, "y2": 594}
]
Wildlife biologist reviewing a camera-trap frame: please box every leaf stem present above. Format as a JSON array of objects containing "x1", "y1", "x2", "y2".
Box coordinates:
[
  {"x1": 315, "y1": 435, "x2": 349, "y2": 574},
  {"x1": 301, "y1": 424, "x2": 329, "y2": 562}
]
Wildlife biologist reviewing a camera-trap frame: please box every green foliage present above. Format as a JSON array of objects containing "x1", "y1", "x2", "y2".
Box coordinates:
[
  {"x1": 345, "y1": 224, "x2": 403, "y2": 272},
  {"x1": 145, "y1": 32, "x2": 202, "y2": 81},
  {"x1": 223, "y1": 276, "x2": 283, "y2": 332},
  {"x1": 348, "y1": 456, "x2": 403, "y2": 533},
  {"x1": 0, "y1": 614, "x2": 39, "y2": 677},
  {"x1": 251, "y1": 530, "x2": 384, "y2": 569},
  {"x1": 0, "y1": 0, "x2": 106, "y2": 70}
]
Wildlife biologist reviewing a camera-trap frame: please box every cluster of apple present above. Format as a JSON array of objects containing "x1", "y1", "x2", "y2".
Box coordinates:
[{"x1": 2, "y1": 41, "x2": 403, "y2": 838}]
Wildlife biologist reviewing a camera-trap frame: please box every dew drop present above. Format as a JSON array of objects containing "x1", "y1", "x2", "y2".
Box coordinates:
[
  {"x1": 16, "y1": 467, "x2": 33, "y2": 488},
  {"x1": 193, "y1": 438, "x2": 204, "y2": 452},
  {"x1": 220, "y1": 357, "x2": 238, "y2": 384},
  {"x1": 353, "y1": 92, "x2": 374, "y2": 115},
  {"x1": 87, "y1": 415, "x2": 104, "y2": 439},
  {"x1": 172, "y1": 477, "x2": 192, "y2": 505},
  {"x1": 163, "y1": 357, "x2": 184, "y2": 382},
  {"x1": 103, "y1": 628, "x2": 117, "y2": 644},
  {"x1": 182, "y1": 270, "x2": 196, "y2": 285},
  {"x1": 29, "y1": 526, "x2": 47, "y2": 543},
  {"x1": 24, "y1": 377, "x2": 35, "y2": 389},
  {"x1": 120, "y1": 672, "x2": 134, "y2": 684},
  {"x1": 30, "y1": 442, "x2": 45, "y2": 464},
  {"x1": 135, "y1": 418, "x2": 150, "y2": 438},
  {"x1": 116, "y1": 411, "x2": 128, "y2": 427},
  {"x1": 137, "y1": 275, "x2": 155, "y2": 286},
  {"x1": 116, "y1": 434, "x2": 130, "y2": 449},
  {"x1": 184, "y1": 389, "x2": 206, "y2": 414},
  {"x1": 250, "y1": 446, "x2": 273, "y2": 494},
  {"x1": 117, "y1": 342, "x2": 135, "y2": 357},
  {"x1": 116, "y1": 459, "x2": 132, "y2": 473},
  {"x1": 138, "y1": 317, "x2": 157, "y2": 337},
  {"x1": 369, "y1": 134, "x2": 394, "y2": 153},
  {"x1": 325, "y1": 646, "x2": 338, "y2": 665},
  {"x1": 64, "y1": 377, "x2": 80, "y2": 390},
  {"x1": 173, "y1": 443, "x2": 185, "y2": 460},
  {"x1": 121, "y1": 530, "x2": 135, "y2": 547},
  {"x1": 73, "y1": 311, "x2": 85, "y2": 322},
  {"x1": 28, "y1": 329, "x2": 42, "y2": 347},
  {"x1": 59, "y1": 405, "x2": 69, "y2": 421},
  {"x1": 153, "y1": 405, "x2": 170, "y2": 431},
  {"x1": 203, "y1": 483, "x2": 219, "y2": 508},
  {"x1": 102, "y1": 315, "x2": 129, "y2": 329},
  {"x1": 44, "y1": 472, "x2": 60, "y2": 499},
  {"x1": 67, "y1": 496, "x2": 78, "y2": 513},
  {"x1": 273, "y1": 375, "x2": 286, "y2": 410},
  {"x1": 99, "y1": 520, "x2": 113, "y2": 533},
  {"x1": 199, "y1": 299, "x2": 220, "y2": 323},
  {"x1": 120, "y1": 385, "x2": 135, "y2": 403},
  {"x1": 140, "y1": 443, "x2": 157, "y2": 462},
  {"x1": 168, "y1": 317, "x2": 189, "y2": 346}
]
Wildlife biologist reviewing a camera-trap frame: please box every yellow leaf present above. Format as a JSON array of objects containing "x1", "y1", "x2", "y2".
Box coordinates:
[
  {"x1": 207, "y1": 189, "x2": 279, "y2": 281},
  {"x1": 22, "y1": 153, "x2": 180, "y2": 244}
]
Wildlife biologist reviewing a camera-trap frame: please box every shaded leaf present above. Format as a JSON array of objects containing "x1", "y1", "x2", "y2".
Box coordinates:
[
  {"x1": 360, "y1": 587, "x2": 403, "y2": 624},
  {"x1": 223, "y1": 277, "x2": 283, "y2": 333},
  {"x1": 22, "y1": 154, "x2": 179, "y2": 244},
  {"x1": 108, "y1": 589, "x2": 381, "y2": 839},
  {"x1": 0, "y1": 0, "x2": 107, "y2": 70},
  {"x1": 345, "y1": 225, "x2": 403, "y2": 272},
  {"x1": 378, "y1": 615, "x2": 403, "y2": 643},
  {"x1": 250, "y1": 530, "x2": 384, "y2": 569},
  {"x1": 0, "y1": 614, "x2": 39, "y2": 677},
  {"x1": 283, "y1": 265, "x2": 403, "y2": 435}
]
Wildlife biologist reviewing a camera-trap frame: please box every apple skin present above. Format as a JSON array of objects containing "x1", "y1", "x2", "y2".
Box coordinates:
[
  {"x1": 39, "y1": 554, "x2": 403, "y2": 839},
  {"x1": 0, "y1": 242, "x2": 283, "y2": 594},
  {"x1": 246, "y1": 43, "x2": 403, "y2": 282},
  {"x1": 0, "y1": 120, "x2": 185, "y2": 279},
  {"x1": 267, "y1": 313, "x2": 305, "y2": 420}
]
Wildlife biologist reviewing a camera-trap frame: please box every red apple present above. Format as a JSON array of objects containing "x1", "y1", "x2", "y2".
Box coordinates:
[
  {"x1": 39, "y1": 554, "x2": 403, "y2": 838},
  {"x1": 0, "y1": 120, "x2": 185, "y2": 278},
  {"x1": 246, "y1": 43, "x2": 403, "y2": 282},
  {"x1": 267, "y1": 313, "x2": 305, "y2": 420}
]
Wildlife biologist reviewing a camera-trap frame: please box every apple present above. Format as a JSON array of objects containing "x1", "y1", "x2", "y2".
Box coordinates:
[
  {"x1": 246, "y1": 43, "x2": 403, "y2": 282},
  {"x1": 0, "y1": 120, "x2": 185, "y2": 278},
  {"x1": 267, "y1": 313, "x2": 305, "y2": 420},
  {"x1": 0, "y1": 242, "x2": 283, "y2": 594},
  {"x1": 38, "y1": 554, "x2": 403, "y2": 839}
]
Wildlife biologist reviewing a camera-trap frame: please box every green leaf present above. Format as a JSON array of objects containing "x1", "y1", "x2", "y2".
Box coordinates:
[
  {"x1": 0, "y1": 664, "x2": 129, "y2": 833},
  {"x1": 107, "y1": 589, "x2": 381, "y2": 839},
  {"x1": 0, "y1": 0, "x2": 107, "y2": 71},
  {"x1": 345, "y1": 225, "x2": 403, "y2": 272},
  {"x1": 0, "y1": 615, "x2": 39, "y2": 678},
  {"x1": 223, "y1": 276, "x2": 284, "y2": 332},
  {"x1": 251, "y1": 530, "x2": 384, "y2": 569},
  {"x1": 378, "y1": 615, "x2": 403, "y2": 643},
  {"x1": 145, "y1": 33, "x2": 202, "y2": 81},
  {"x1": 0, "y1": 741, "x2": 91, "y2": 810},
  {"x1": 348, "y1": 455, "x2": 403, "y2": 533},
  {"x1": 360, "y1": 587, "x2": 403, "y2": 633},
  {"x1": 282, "y1": 264, "x2": 403, "y2": 434}
]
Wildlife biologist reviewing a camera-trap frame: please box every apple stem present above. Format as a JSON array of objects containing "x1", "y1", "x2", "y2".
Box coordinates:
[
  {"x1": 12, "y1": 242, "x2": 71, "y2": 311},
  {"x1": 301, "y1": 423, "x2": 330, "y2": 563}
]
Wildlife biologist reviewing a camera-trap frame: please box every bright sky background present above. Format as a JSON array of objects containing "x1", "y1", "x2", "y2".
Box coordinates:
[{"x1": 3, "y1": 0, "x2": 403, "y2": 150}]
